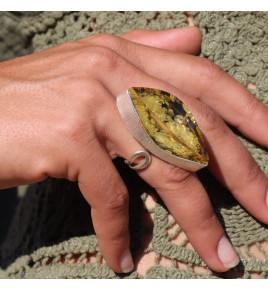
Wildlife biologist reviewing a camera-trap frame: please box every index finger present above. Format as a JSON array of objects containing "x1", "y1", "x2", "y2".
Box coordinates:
[
  {"x1": 86, "y1": 34, "x2": 268, "y2": 147},
  {"x1": 121, "y1": 27, "x2": 202, "y2": 55}
]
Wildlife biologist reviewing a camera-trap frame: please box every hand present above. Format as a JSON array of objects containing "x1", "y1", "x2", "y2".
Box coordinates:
[{"x1": 0, "y1": 27, "x2": 267, "y2": 273}]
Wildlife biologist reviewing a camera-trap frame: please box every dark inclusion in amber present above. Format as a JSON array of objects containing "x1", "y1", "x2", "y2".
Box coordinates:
[{"x1": 129, "y1": 87, "x2": 209, "y2": 164}]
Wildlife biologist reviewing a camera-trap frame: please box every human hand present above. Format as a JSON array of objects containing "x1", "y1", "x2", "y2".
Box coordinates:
[{"x1": 0, "y1": 27, "x2": 267, "y2": 274}]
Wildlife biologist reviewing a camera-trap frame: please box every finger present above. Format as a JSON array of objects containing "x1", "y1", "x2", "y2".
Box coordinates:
[
  {"x1": 87, "y1": 48, "x2": 267, "y2": 225},
  {"x1": 139, "y1": 158, "x2": 240, "y2": 272},
  {"x1": 105, "y1": 107, "x2": 240, "y2": 272},
  {"x1": 121, "y1": 27, "x2": 202, "y2": 55},
  {"x1": 133, "y1": 51, "x2": 268, "y2": 147},
  {"x1": 190, "y1": 101, "x2": 268, "y2": 224},
  {"x1": 78, "y1": 145, "x2": 133, "y2": 274},
  {"x1": 87, "y1": 34, "x2": 268, "y2": 147}
]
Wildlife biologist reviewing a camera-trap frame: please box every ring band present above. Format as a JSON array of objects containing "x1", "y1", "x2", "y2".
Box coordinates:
[
  {"x1": 124, "y1": 150, "x2": 151, "y2": 170},
  {"x1": 117, "y1": 87, "x2": 209, "y2": 172}
]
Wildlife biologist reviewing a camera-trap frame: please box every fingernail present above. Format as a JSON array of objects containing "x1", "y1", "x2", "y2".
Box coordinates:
[
  {"x1": 120, "y1": 249, "x2": 134, "y2": 273},
  {"x1": 266, "y1": 188, "x2": 268, "y2": 207},
  {"x1": 217, "y1": 235, "x2": 240, "y2": 269}
]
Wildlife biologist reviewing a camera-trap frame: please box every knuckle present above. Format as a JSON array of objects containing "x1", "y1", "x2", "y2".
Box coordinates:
[
  {"x1": 243, "y1": 93, "x2": 260, "y2": 119},
  {"x1": 60, "y1": 114, "x2": 86, "y2": 144},
  {"x1": 89, "y1": 45, "x2": 121, "y2": 72},
  {"x1": 195, "y1": 57, "x2": 224, "y2": 83},
  {"x1": 198, "y1": 211, "x2": 218, "y2": 234},
  {"x1": 158, "y1": 162, "x2": 193, "y2": 190},
  {"x1": 89, "y1": 33, "x2": 120, "y2": 47},
  {"x1": 56, "y1": 104, "x2": 96, "y2": 145},
  {"x1": 76, "y1": 78, "x2": 104, "y2": 105},
  {"x1": 198, "y1": 104, "x2": 229, "y2": 136},
  {"x1": 70, "y1": 46, "x2": 92, "y2": 66},
  {"x1": 239, "y1": 158, "x2": 260, "y2": 186},
  {"x1": 72, "y1": 45, "x2": 121, "y2": 73},
  {"x1": 105, "y1": 189, "x2": 129, "y2": 211},
  {"x1": 64, "y1": 76, "x2": 102, "y2": 101},
  {"x1": 202, "y1": 107, "x2": 221, "y2": 132},
  {"x1": 62, "y1": 76, "x2": 107, "y2": 111},
  {"x1": 234, "y1": 94, "x2": 263, "y2": 134}
]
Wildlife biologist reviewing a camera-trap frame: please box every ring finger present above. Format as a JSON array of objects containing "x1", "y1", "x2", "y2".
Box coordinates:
[{"x1": 104, "y1": 95, "x2": 240, "y2": 272}]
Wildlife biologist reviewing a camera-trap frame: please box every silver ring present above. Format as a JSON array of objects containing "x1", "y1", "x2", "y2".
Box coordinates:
[
  {"x1": 125, "y1": 150, "x2": 151, "y2": 170},
  {"x1": 117, "y1": 87, "x2": 209, "y2": 172}
]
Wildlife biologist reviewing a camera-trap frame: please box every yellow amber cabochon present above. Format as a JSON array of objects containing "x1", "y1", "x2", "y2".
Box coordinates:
[{"x1": 128, "y1": 87, "x2": 209, "y2": 164}]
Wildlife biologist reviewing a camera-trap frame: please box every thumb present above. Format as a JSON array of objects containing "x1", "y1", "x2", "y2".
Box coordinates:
[{"x1": 121, "y1": 27, "x2": 202, "y2": 55}]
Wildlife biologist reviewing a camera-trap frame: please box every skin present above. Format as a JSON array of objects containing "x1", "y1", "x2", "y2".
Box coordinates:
[
  {"x1": 65, "y1": 192, "x2": 268, "y2": 278},
  {"x1": 0, "y1": 27, "x2": 267, "y2": 273}
]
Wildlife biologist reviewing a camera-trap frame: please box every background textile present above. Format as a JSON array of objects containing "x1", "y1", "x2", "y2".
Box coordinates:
[{"x1": 0, "y1": 11, "x2": 267, "y2": 279}]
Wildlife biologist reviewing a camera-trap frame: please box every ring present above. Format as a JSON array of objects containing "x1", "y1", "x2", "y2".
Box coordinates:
[
  {"x1": 124, "y1": 150, "x2": 152, "y2": 170},
  {"x1": 117, "y1": 87, "x2": 209, "y2": 172}
]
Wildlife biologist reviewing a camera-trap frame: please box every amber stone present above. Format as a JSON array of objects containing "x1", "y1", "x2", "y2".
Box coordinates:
[{"x1": 128, "y1": 87, "x2": 209, "y2": 164}]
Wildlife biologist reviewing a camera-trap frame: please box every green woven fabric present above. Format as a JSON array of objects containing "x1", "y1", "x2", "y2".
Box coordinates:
[{"x1": 0, "y1": 11, "x2": 267, "y2": 279}]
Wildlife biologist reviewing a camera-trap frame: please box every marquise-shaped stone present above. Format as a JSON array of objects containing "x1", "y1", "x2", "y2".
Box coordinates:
[{"x1": 128, "y1": 87, "x2": 209, "y2": 164}]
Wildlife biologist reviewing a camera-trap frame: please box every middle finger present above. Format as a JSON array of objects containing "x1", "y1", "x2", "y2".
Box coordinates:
[{"x1": 104, "y1": 92, "x2": 239, "y2": 272}]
